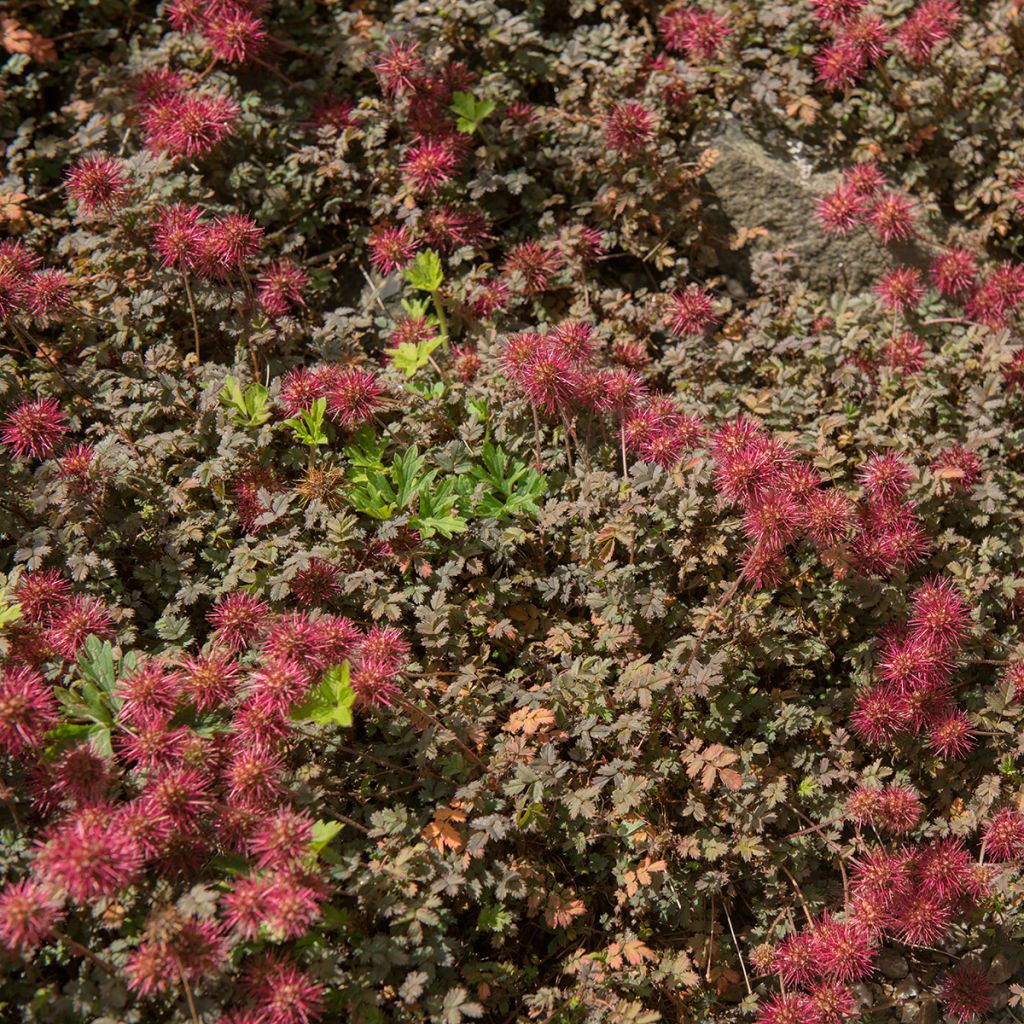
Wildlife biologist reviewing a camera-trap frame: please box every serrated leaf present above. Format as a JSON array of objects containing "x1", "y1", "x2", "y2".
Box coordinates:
[
  {"x1": 403, "y1": 250, "x2": 444, "y2": 292},
  {"x1": 289, "y1": 662, "x2": 355, "y2": 727},
  {"x1": 310, "y1": 819, "x2": 344, "y2": 852}
]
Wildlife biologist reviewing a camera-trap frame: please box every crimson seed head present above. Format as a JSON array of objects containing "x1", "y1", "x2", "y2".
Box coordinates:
[
  {"x1": 501, "y1": 331, "x2": 545, "y2": 383},
  {"x1": 201, "y1": 4, "x2": 268, "y2": 64},
  {"x1": 846, "y1": 785, "x2": 884, "y2": 823},
  {"x1": 660, "y1": 7, "x2": 733, "y2": 60},
  {"x1": 938, "y1": 963, "x2": 993, "y2": 1024},
  {"x1": 811, "y1": 0, "x2": 867, "y2": 24},
  {"x1": 772, "y1": 930, "x2": 817, "y2": 987},
  {"x1": 909, "y1": 576, "x2": 971, "y2": 654},
  {"x1": 452, "y1": 345, "x2": 482, "y2": 381},
  {"x1": 0, "y1": 666, "x2": 58, "y2": 755},
  {"x1": 982, "y1": 807, "x2": 1024, "y2": 861},
  {"x1": 665, "y1": 286, "x2": 718, "y2": 336},
  {"x1": 203, "y1": 212, "x2": 264, "y2": 273},
  {"x1": 277, "y1": 368, "x2": 326, "y2": 416},
  {"x1": 897, "y1": 0, "x2": 962, "y2": 64},
  {"x1": 928, "y1": 709, "x2": 975, "y2": 759},
  {"x1": 931, "y1": 247, "x2": 978, "y2": 298},
  {"x1": 327, "y1": 366, "x2": 385, "y2": 428},
  {"x1": 814, "y1": 40, "x2": 867, "y2": 91},
  {"x1": 882, "y1": 331, "x2": 927, "y2": 375},
  {"x1": 402, "y1": 136, "x2": 460, "y2": 195},
  {"x1": 503, "y1": 241, "x2": 564, "y2": 295},
  {"x1": 890, "y1": 890, "x2": 952, "y2": 945},
  {"x1": 522, "y1": 345, "x2": 578, "y2": 414},
  {"x1": 225, "y1": 746, "x2": 286, "y2": 808},
  {"x1": 930, "y1": 444, "x2": 981, "y2": 491},
  {"x1": 65, "y1": 154, "x2": 130, "y2": 212},
  {"x1": 850, "y1": 847, "x2": 912, "y2": 907},
  {"x1": 878, "y1": 784, "x2": 923, "y2": 832},
  {"x1": 0, "y1": 879, "x2": 63, "y2": 952},
  {"x1": 208, "y1": 592, "x2": 271, "y2": 652},
  {"x1": 27, "y1": 269, "x2": 74, "y2": 323},
  {"x1": 810, "y1": 913, "x2": 877, "y2": 983},
  {"x1": 166, "y1": 0, "x2": 205, "y2": 30},
  {"x1": 246, "y1": 658, "x2": 310, "y2": 718},
  {"x1": 843, "y1": 163, "x2": 887, "y2": 195},
  {"x1": 34, "y1": 812, "x2": 143, "y2": 902},
  {"x1": 368, "y1": 224, "x2": 417, "y2": 276},
  {"x1": 374, "y1": 39, "x2": 423, "y2": 98},
  {"x1": 250, "y1": 808, "x2": 314, "y2": 869},
  {"x1": 153, "y1": 203, "x2": 208, "y2": 270},
  {"x1": 245, "y1": 953, "x2": 326, "y2": 1024},
  {"x1": 131, "y1": 66, "x2": 184, "y2": 105},
  {"x1": 857, "y1": 451, "x2": 912, "y2": 504},
  {"x1": 1, "y1": 398, "x2": 69, "y2": 461},
  {"x1": 799, "y1": 488, "x2": 856, "y2": 546},
  {"x1": 816, "y1": 183, "x2": 867, "y2": 236},
  {"x1": 0, "y1": 266, "x2": 31, "y2": 319},
  {"x1": 874, "y1": 266, "x2": 925, "y2": 315},
  {"x1": 291, "y1": 559, "x2": 342, "y2": 606},
  {"x1": 868, "y1": 192, "x2": 916, "y2": 244},
  {"x1": 754, "y1": 991, "x2": 818, "y2": 1024},
  {"x1": 116, "y1": 659, "x2": 180, "y2": 725},
  {"x1": 916, "y1": 836, "x2": 974, "y2": 900},
  {"x1": 604, "y1": 101, "x2": 656, "y2": 156},
  {"x1": 144, "y1": 92, "x2": 238, "y2": 160},
  {"x1": 14, "y1": 569, "x2": 71, "y2": 623},
  {"x1": 45, "y1": 595, "x2": 114, "y2": 660},
  {"x1": 844, "y1": 14, "x2": 890, "y2": 62},
  {"x1": 257, "y1": 259, "x2": 309, "y2": 317},
  {"x1": 180, "y1": 649, "x2": 242, "y2": 712},
  {"x1": 808, "y1": 981, "x2": 859, "y2": 1023},
  {"x1": 742, "y1": 487, "x2": 801, "y2": 551},
  {"x1": 850, "y1": 684, "x2": 903, "y2": 745},
  {"x1": 550, "y1": 320, "x2": 594, "y2": 363}
]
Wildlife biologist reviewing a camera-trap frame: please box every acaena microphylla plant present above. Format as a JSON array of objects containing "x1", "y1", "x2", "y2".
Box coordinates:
[{"x1": 9, "y1": 0, "x2": 1024, "y2": 1019}]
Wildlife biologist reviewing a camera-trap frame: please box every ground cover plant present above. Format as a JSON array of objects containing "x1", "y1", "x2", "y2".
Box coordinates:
[{"x1": 3, "y1": 0, "x2": 1024, "y2": 1022}]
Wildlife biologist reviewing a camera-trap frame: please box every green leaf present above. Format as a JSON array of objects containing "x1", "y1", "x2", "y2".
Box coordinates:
[
  {"x1": 290, "y1": 662, "x2": 355, "y2": 727},
  {"x1": 78, "y1": 636, "x2": 118, "y2": 695},
  {"x1": 219, "y1": 376, "x2": 272, "y2": 427},
  {"x1": 310, "y1": 819, "x2": 344, "y2": 853},
  {"x1": 477, "y1": 904, "x2": 514, "y2": 932},
  {"x1": 283, "y1": 397, "x2": 329, "y2": 447},
  {"x1": 451, "y1": 91, "x2": 496, "y2": 133},
  {"x1": 402, "y1": 250, "x2": 444, "y2": 293},
  {"x1": 0, "y1": 600, "x2": 22, "y2": 630},
  {"x1": 385, "y1": 334, "x2": 444, "y2": 378}
]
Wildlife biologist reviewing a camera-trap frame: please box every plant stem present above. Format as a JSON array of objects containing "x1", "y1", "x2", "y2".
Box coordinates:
[
  {"x1": 723, "y1": 898, "x2": 752, "y2": 996},
  {"x1": 430, "y1": 289, "x2": 449, "y2": 346},
  {"x1": 181, "y1": 267, "x2": 201, "y2": 361},
  {"x1": 54, "y1": 929, "x2": 115, "y2": 974}
]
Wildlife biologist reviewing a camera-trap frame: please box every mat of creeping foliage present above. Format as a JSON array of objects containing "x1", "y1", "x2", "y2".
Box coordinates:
[{"x1": 2, "y1": 1, "x2": 1024, "y2": 1022}]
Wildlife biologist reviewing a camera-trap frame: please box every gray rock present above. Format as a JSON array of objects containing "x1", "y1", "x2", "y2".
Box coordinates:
[
  {"x1": 916, "y1": 996, "x2": 939, "y2": 1024},
  {"x1": 988, "y1": 952, "x2": 1015, "y2": 985},
  {"x1": 854, "y1": 983, "x2": 875, "y2": 1008},
  {"x1": 700, "y1": 118, "x2": 934, "y2": 293},
  {"x1": 878, "y1": 949, "x2": 911, "y2": 980},
  {"x1": 893, "y1": 976, "x2": 920, "y2": 1001}
]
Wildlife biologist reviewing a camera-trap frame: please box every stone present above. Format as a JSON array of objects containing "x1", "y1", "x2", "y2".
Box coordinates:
[
  {"x1": 878, "y1": 949, "x2": 910, "y2": 980},
  {"x1": 988, "y1": 952, "x2": 1015, "y2": 985},
  {"x1": 893, "y1": 976, "x2": 920, "y2": 1001},
  {"x1": 916, "y1": 997, "x2": 939, "y2": 1024},
  {"x1": 853, "y1": 983, "x2": 875, "y2": 1008},
  {"x1": 700, "y1": 118, "x2": 935, "y2": 293}
]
